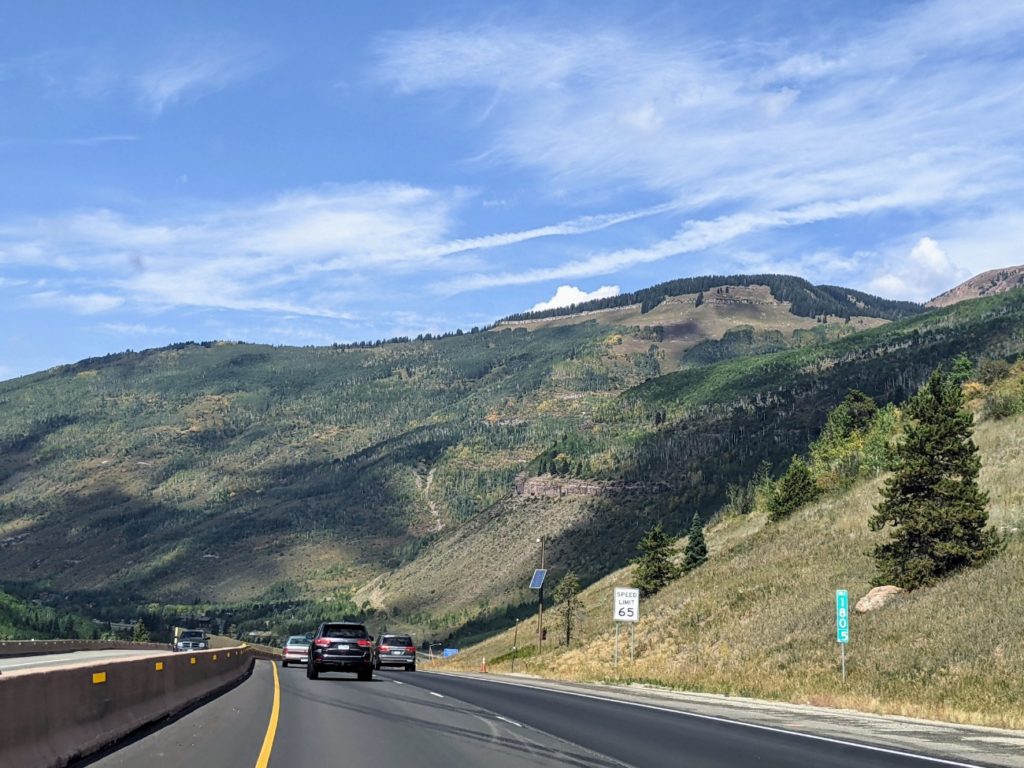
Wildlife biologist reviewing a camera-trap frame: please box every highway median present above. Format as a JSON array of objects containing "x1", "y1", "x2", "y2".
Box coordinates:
[{"x1": 0, "y1": 645, "x2": 254, "y2": 768}]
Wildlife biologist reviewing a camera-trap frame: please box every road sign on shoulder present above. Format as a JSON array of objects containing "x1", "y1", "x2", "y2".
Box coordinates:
[
  {"x1": 836, "y1": 589, "x2": 849, "y2": 643},
  {"x1": 614, "y1": 587, "x2": 640, "y2": 622},
  {"x1": 529, "y1": 569, "x2": 547, "y2": 590}
]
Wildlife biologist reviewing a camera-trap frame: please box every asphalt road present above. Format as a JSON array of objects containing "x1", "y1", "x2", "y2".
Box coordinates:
[
  {"x1": 79, "y1": 661, "x2": 988, "y2": 768},
  {"x1": 0, "y1": 648, "x2": 165, "y2": 674}
]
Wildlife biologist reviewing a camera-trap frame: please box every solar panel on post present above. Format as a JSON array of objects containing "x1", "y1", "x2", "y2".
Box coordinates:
[{"x1": 529, "y1": 569, "x2": 547, "y2": 589}]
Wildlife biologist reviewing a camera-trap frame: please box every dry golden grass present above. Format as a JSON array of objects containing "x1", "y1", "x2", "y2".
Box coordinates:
[{"x1": 445, "y1": 414, "x2": 1024, "y2": 729}]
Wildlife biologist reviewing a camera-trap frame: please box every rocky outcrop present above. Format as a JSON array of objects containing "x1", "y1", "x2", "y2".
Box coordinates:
[{"x1": 854, "y1": 585, "x2": 906, "y2": 613}]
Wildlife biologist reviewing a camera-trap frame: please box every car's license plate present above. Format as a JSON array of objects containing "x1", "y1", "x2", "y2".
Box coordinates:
[
  {"x1": 392, "y1": 650, "x2": 403, "y2": 655},
  {"x1": 336, "y1": 644, "x2": 349, "y2": 650}
]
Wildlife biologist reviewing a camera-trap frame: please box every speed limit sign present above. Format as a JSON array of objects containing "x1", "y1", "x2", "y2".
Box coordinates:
[{"x1": 614, "y1": 588, "x2": 640, "y2": 622}]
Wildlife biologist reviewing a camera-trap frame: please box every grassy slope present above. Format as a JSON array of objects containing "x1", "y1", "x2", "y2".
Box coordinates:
[
  {"x1": 443, "y1": 412, "x2": 1024, "y2": 729},
  {"x1": 499, "y1": 285, "x2": 886, "y2": 372}
]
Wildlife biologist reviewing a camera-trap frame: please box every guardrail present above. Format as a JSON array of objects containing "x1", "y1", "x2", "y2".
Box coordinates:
[{"x1": 0, "y1": 645, "x2": 254, "y2": 767}]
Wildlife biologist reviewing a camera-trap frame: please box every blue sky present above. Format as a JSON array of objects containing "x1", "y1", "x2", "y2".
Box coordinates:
[{"x1": 2, "y1": 1, "x2": 1023, "y2": 380}]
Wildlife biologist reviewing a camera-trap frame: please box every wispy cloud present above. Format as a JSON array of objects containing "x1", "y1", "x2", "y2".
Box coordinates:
[
  {"x1": 0, "y1": 184, "x2": 674, "y2": 320},
  {"x1": 99, "y1": 322, "x2": 177, "y2": 335},
  {"x1": 379, "y1": 1, "x2": 1024, "y2": 294},
  {"x1": 31, "y1": 291, "x2": 124, "y2": 314},
  {"x1": 136, "y1": 45, "x2": 263, "y2": 114},
  {"x1": 59, "y1": 134, "x2": 141, "y2": 147},
  {"x1": 438, "y1": 188, "x2": 956, "y2": 294}
]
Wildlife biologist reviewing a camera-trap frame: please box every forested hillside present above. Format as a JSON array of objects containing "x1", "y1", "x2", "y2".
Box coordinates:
[
  {"x1": 501, "y1": 273, "x2": 923, "y2": 322},
  {"x1": 0, "y1": 276, "x2": 1021, "y2": 644}
]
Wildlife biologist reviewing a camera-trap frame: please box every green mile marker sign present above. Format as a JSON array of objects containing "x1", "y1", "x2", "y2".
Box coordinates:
[{"x1": 836, "y1": 589, "x2": 849, "y2": 644}]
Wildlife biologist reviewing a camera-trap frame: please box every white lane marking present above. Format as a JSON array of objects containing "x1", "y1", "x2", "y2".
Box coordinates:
[
  {"x1": 393, "y1": 680, "x2": 404, "y2": 685},
  {"x1": 496, "y1": 715, "x2": 523, "y2": 728},
  {"x1": 429, "y1": 691, "x2": 444, "y2": 698},
  {"x1": 424, "y1": 672, "x2": 985, "y2": 768}
]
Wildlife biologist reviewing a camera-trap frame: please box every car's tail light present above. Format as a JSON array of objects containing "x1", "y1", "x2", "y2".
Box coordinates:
[
  {"x1": 314, "y1": 638, "x2": 332, "y2": 647},
  {"x1": 379, "y1": 645, "x2": 391, "y2": 653},
  {"x1": 406, "y1": 646, "x2": 417, "y2": 653},
  {"x1": 356, "y1": 638, "x2": 372, "y2": 648}
]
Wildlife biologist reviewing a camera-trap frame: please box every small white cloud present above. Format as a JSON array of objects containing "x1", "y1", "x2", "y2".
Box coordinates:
[
  {"x1": 867, "y1": 236, "x2": 964, "y2": 300},
  {"x1": 908, "y1": 236, "x2": 952, "y2": 272},
  {"x1": 530, "y1": 285, "x2": 620, "y2": 312}
]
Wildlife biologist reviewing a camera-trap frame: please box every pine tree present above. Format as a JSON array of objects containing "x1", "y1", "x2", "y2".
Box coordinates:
[
  {"x1": 553, "y1": 571, "x2": 583, "y2": 646},
  {"x1": 132, "y1": 618, "x2": 150, "y2": 643},
  {"x1": 631, "y1": 522, "x2": 681, "y2": 597},
  {"x1": 949, "y1": 353, "x2": 974, "y2": 385},
  {"x1": 682, "y1": 513, "x2": 708, "y2": 571},
  {"x1": 768, "y1": 456, "x2": 818, "y2": 521},
  {"x1": 869, "y1": 370, "x2": 1000, "y2": 589}
]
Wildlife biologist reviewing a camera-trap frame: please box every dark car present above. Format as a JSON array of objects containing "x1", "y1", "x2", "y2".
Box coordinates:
[
  {"x1": 307, "y1": 621, "x2": 374, "y2": 681},
  {"x1": 174, "y1": 629, "x2": 208, "y2": 652},
  {"x1": 374, "y1": 633, "x2": 417, "y2": 671}
]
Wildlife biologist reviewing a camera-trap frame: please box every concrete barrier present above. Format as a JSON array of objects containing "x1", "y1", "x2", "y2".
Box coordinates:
[
  {"x1": 203, "y1": 633, "x2": 280, "y2": 661},
  {"x1": 0, "y1": 639, "x2": 172, "y2": 658},
  {"x1": 0, "y1": 647, "x2": 254, "y2": 767}
]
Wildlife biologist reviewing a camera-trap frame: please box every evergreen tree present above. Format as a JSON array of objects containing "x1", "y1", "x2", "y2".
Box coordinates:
[
  {"x1": 682, "y1": 513, "x2": 708, "y2": 572},
  {"x1": 631, "y1": 522, "x2": 681, "y2": 597},
  {"x1": 768, "y1": 456, "x2": 818, "y2": 521},
  {"x1": 132, "y1": 618, "x2": 150, "y2": 643},
  {"x1": 552, "y1": 571, "x2": 583, "y2": 646},
  {"x1": 869, "y1": 370, "x2": 1000, "y2": 589},
  {"x1": 949, "y1": 353, "x2": 974, "y2": 385}
]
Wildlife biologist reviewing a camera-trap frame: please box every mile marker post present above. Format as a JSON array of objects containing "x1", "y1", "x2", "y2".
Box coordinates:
[{"x1": 836, "y1": 589, "x2": 849, "y2": 683}]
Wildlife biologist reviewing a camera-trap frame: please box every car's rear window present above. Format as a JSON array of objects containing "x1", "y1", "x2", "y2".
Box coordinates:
[
  {"x1": 286, "y1": 636, "x2": 310, "y2": 645},
  {"x1": 382, "y1": 636, "x2": 412, "y2": 646},
  {"x1": 322, "y1": 624, "x2": 367, "y2": 639}
]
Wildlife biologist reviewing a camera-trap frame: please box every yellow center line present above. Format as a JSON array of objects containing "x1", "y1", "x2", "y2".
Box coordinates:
[{"x1": 255, "y1": 660, "x2": 281, "y2": 768}]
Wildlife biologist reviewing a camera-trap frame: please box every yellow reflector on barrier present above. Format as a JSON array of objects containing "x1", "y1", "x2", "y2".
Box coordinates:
[
  {"x1": 92, "y1": 672, "x2": 106, "y2": 684},
  {"x1": 190, "y1": 657, "x2": 197, "y2": 665},
  {"x1": 212, "y1": 654, "x2": 218, "y2": 660},
  {"x1": 155, "y1": 662, "x2": 164, "y2": 671}
]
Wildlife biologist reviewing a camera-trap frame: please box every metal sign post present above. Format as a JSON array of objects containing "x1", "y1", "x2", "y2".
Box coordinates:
[
  {"x1": 511, "y1": 618, "x2": 519, "y2": 673},
  {"x1": 613, "y1": 587, "x2": 639, "y2": 669},
  {"x1": 836, "y1": 589, "x2": 849, "y2": 683}
]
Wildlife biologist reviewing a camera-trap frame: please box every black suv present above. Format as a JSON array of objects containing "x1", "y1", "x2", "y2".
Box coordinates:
[
  {"x1": 307, "y1": 621, "x2": 374, "y2": 681},
  {"x1": 374, "y1": 633, "x2": 417, "y2": 671}
]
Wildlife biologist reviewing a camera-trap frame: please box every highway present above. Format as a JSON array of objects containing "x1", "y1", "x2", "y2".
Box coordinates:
[
  {"x1": 0, "y1": 648, "x2": 166, "y2": 674},
  {"x1": 78, "y1": 660, "x2": 996, "y2": 768}
]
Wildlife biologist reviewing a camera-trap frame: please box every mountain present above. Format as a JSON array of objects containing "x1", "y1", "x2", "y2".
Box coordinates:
[
  {"x1": 0, "y1": 273, "x2": 1020, "y2": 643},
  {"x1": 927, "y1": 264, "x2": 1024, "y2": 307}
]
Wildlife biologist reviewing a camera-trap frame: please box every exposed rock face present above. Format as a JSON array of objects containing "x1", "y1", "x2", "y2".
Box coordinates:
[
  {"x1": 516, "y1": 475, "x2": 666, "y2": 498},
  {"x1": 854, "y1": 585, "x2": 906, "y2": 614},
  {"x1": 927, "y1": 265, "x2": 1024, "y2": 308},
  {"x1": 517, "y1": 476, "x2": 608, "y2": 498}
]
